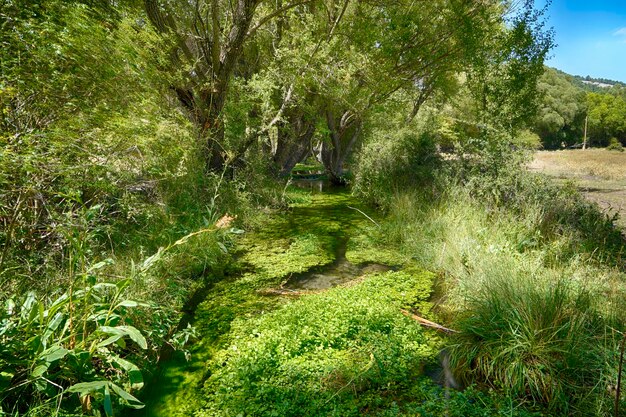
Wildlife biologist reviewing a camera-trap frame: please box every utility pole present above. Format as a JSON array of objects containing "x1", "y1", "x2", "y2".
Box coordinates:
[{"x1": 583, "y1": 115, "x2": 588, "y2": 150}]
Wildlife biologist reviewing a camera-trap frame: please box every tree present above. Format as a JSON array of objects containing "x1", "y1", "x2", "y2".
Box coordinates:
[
  {"x1": 586, "y1": 92, "x2": 626, "y2": 146},
  {"x1": 308, "y1": 0, "x2": 499, "y2": 183},
  {"x1": 143, "y1": 0, "x2": 313, "y2": 172},
  {"x1": 534, "y1": 67, "x2": 586, "y2": 148}
]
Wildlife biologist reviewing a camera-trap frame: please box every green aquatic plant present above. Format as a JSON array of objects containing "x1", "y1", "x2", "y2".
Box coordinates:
[{"x1": 198, "y1": 270, "x2": 437, "y2": 417}]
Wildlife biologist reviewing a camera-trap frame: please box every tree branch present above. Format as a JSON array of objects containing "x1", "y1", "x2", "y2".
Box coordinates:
[{"x1": 246, "y1": 0, "x2": 315, "y2": 39}]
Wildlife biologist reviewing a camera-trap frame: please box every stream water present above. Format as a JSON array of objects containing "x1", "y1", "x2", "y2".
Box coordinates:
[{"x1": 136, "y1": 181, "x2": 420, "y2": 416}]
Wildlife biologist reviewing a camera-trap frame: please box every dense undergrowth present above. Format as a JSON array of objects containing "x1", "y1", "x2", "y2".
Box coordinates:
[{"x1": 353, "y1": 123, "x2": 626, "y2": 416}]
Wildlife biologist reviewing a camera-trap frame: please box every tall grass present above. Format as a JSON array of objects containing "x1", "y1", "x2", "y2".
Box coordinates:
[
  {"x1": 353, "y1": 125, "x2": 626, "y2": 414},
  {"x1": 449, "y1": 274, "x2": 615, "y2": 414}
]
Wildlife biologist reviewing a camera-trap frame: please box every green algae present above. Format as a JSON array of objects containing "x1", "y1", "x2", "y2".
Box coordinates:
[{"x1": 136, "y1": 186, "x2": 439, "y2": 416}]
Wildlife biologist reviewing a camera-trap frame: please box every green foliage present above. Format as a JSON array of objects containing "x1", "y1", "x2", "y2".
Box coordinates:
[
  {"x1": 513, "y1": 129, "x2": 542, "y2": 149},
  {"x1": 373, "y1": 380, "x2": 542, "y2": 417},
  {"x1": 199, "y1": 270, "x2": 436, "y2": 417},
  {"x1": 587, "y1": 92, "x2": 626, "y2": 146},
  {"x1": 353, "y1": 122, "x2": 440, "y2": 209},
  {"x1": 357, "y1": 139, "x2": 625, "y2": 415},
  {"x1": 0, "y1": 276, "x2": 148, "y2": 415},
  {"x1": 534, "y1": 67, "x2": 587, "y2": 148}
]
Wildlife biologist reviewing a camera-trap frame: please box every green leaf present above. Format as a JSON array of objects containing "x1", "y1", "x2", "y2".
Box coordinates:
[
  {"x1": 92, "y1": 283, "x2": 118, "y2": 291},
  {"x1": 41, "y1": 346, "x2": 69, "y2": 362},
  {"x1": 97, "y1": 334, "x2": 123, "y2": 348},
  {"x1": 20, "y1": 293, "x2": 37, "y2": 322},
  {"x1": 141, "y1": 248, "x2": 164, "y2": 271},
  {"x1": 5, "y1": 299, "x2": 15, "y2": 316},
  {"x1": 115, "y1": 300, "x2": 138, "y2": 309},
  {"x1": 87, "y1": 258, "x2": 113, "y2": 273},
  {"x1": 31, "y1": 364, "x2": 48, "y2": 378},
  {"x1": 115, "y1": 278, "x2": 132, "y2": 291},
  {"x1": 0, "y1": 372, "x2": 14, "y2": 390},
  {"x1": 110, "y1": 382, "x2": 144, "y2": 409},
  {"x1": 217, "y1": 242, "x2": 228, "y2": 254},
  {"x1": 42, "y1": 312, "x2": 65, "y2": 347},
  {"x1": 48, "y1": 293, "x2": 70, "y2": 316},
  {"x1": 98, "y1": 325, "x2": 147, "y2": 349},
  {"x1": 104, "y1": 384, "x2": 113, "y2": 417},
  {"x1": 111, "y1": 356, "x2": 144, "y2": 389},
  {"x1": 67, "y1": 380, "x2": 108, "y2": 394}
]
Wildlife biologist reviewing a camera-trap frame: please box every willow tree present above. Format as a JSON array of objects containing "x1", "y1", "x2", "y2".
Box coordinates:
[
  {"x1": 297, "y1": 0, "x2": 498, "y2": 183},
  {"x1": 143, "y1": 0, "x2": 313, "y2": 171}
]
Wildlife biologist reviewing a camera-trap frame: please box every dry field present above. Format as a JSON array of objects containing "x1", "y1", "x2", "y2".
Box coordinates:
[{"x1": 528, "y1": 149, "x2": 626, "y2": 229}]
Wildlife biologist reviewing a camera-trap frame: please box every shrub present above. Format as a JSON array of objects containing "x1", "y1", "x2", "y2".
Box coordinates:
[
  {"x1": 353, "y1": 126, "x2": 440, "y2": 209},
  {"x1": 607, "y1": 137, "x2": 624, "y2": 152}
]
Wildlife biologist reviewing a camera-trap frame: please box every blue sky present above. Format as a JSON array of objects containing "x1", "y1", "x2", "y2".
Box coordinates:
[{"x1": 536, "y1": 0, "x2": 626, "y2": 82}]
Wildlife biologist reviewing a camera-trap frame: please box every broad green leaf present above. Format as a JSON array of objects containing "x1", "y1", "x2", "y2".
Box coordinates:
[
  {"x1": 42, "y1": 312, "x2": 65, "y2": 347},
  {"x1": 115, "y1": 300, "x2": 138, "y2": 309},
  {"x1": 31, "y1": 364, "x2": 48, "y2": 378},
  {"x1": 92, "y1": 283, "x2": 118, "y2": 291},
  {"x1": 98, "y1": 325, "x2": 147, "y2": 349},
  {"x1": 0, "y1": 372, "x2": 13, "y2": 390},
  {"x1": 41, "y1": 346, "x2": 69, "y2": 362},
  {"x1": 115, "y1": 278, "x2": 132, "y2": 291},
  {"x1": 87, "y1": 258, "x2": 113, "y2": 273},
  {"x1": 67, "y1": 380, "x2": 108, "y2": 394},
  {"x1": 110, "y1": 382, "x2": 144, "y2": 409},
  {"x1": 20, "y1": 293, "x2": 37, "y2": 322},
  {"x1": 104, "y1": 384, "x2": 113, "y2": 417},
  {"x1": 111, "y1": 356, "x2": 144, "y2": 389},
  {"x1": 48, "y1": 293, "x2": 70, "y2": 316},
  {"x1": 97, "y1": 334, "x2": 123, "y2": 348}
]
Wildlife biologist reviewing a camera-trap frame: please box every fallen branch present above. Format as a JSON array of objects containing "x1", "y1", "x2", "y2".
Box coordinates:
[
  {"x1": 400, "y1": 309, "x2": 457, "y2": 334},
  {"x1": 347, "y1": 206, "x2": 380, "y2": 228}
]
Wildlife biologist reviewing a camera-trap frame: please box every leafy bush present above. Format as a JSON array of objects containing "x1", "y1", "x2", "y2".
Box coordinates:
[
  {"x1": 353, "y1": 126, "x2": 440, "y2": 208},
  {"x1": 607, "y1": 137, "x2": 624, "y2": 152},
  {"x1": 0, "y1": 276, "x2": 148, "y2": 416},
  {"x1": 360, "y1": 142, "x2": 625, "y2": 415}
]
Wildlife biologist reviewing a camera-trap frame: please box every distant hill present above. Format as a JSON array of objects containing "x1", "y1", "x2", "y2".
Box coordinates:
[
  {"x1": 545, "y1": 67, "x2": 625, "y2": 92},
  {"x1": 571, "y1": 74, "x2": 625, "y2": 91}
]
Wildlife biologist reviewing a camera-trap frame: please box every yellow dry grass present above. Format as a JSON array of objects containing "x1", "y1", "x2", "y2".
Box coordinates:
[
  {"x1": 529, "y1": 149, "x2": 626, "y2": 229},
  {"x1": 529, "y1": 149, "x2": 626, "y2": 181}
]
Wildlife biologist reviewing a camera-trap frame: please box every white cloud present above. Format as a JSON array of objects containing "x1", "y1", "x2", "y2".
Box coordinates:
[{"x1": 613, "y1": 27, "x2": 626, "y2": 43}]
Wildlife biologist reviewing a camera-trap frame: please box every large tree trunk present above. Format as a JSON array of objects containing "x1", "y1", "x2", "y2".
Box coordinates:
[
  {"x1": 145, "y1": 0, "x2": 260, "y2": 173},
  {"x1": 270, "y1": 111, "x2": 316, "y2": 176},
  {"x1": 317, "y1": 109, "x2": 362, "y2": 185}
]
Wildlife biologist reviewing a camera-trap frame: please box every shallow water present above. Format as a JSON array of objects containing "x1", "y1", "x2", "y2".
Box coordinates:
[{"x1": 284, "y1": 235, "x2": 393, "y2": 290}]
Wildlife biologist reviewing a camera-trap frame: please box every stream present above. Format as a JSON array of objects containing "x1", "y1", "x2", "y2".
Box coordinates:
[{"x1": 136, "y1": 181, "x2": 436, "y2": 416}]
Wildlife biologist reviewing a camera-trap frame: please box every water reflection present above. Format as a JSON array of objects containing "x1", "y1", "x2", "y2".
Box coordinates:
[{"x1": 291, "y1": 179, "x2": 329, "y2": 192}]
